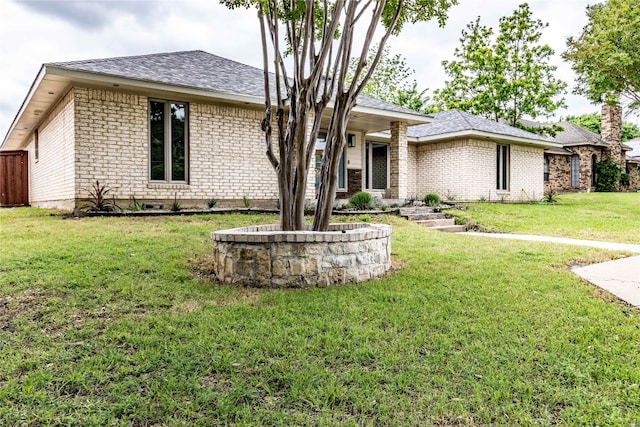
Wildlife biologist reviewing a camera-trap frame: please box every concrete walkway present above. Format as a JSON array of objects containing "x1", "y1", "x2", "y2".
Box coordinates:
[{"x1": 462, "y1": 232, "x2": 640, "y2": 307}]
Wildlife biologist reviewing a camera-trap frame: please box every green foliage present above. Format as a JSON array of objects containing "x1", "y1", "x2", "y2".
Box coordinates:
[
  {"x1": 564, "y1": 0, "x2": 640, "y2": 109},
  {"x1": 423, "y1": 193, "x2": 441, "y2": 207},
  {"x1": 243, "y1": 196, "x2": 251, "y2": 208},
  {"x1": 128, "y1": 196, "x2": 143, "y2": 212},
  {"x1": 170, "y1": 193, "x2": 182, "y2": 212},
  {"x1": 434, "y1": 3, "x2": 566, "y2": 126},
  {"x1": 206, "y1": 198, "x2": 218, "y2": 209},
  {"x1": 594, "y1": 159, "x2": 622, "y2": 192},
  {"x1": 85, "y1": 181, "x2": 118, "y2": 212},
  {"x1": 565, "y1": 112, "x2": 640, "y2": 141},
  {"x1": 620, "y1": 172, "x2": 631, "y2": 187},
  {"x1": 348, "y1": 45, "x2": 433, "y2": 113},
  {"x1": 348, "y1": 191, "x2": 374, "y2": 210}
]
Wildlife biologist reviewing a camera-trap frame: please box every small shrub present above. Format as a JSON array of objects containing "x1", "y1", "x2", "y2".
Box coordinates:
[
  {"x1": 390, "y1": 203, "x2": 399, "y2": 209},
  {"x1": 595, "y1": 159, "x2": 622, "y2": 192},
  {"x1": 380, "y1": 204, "x2": 388, "y2": 211},
  {"x1": 129, "y1": 196, "x2": 143, "y2": 211},
  {"x1": 620, "y1": 173, "x2": 630, "y2": 187},
  {"x1": 206, "y1": 198, "x2": 217, "y2": 209},
  {"x1": 171, "y1": 192, "x2": 181, "y2": 212},
  {"x1": 349, "y1": 192, "x2": 374, "y2": 210},
  {"x1": 423, "y1": 193, "x2": 441, "y2": 207},
  {"x1": 544, "y1": 191, "x2": 558, "y2": 203},
  {"x1": 86, "y1": 181, "x2": 118, "y2": 212},
  {"x1": 243, "y1": 196, "x2": 251, "y2": 208}
]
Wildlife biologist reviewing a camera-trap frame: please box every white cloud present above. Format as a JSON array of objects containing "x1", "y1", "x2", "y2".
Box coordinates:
[{"x1": 2, "y1": 0, "x2": 633, "y2": 140}]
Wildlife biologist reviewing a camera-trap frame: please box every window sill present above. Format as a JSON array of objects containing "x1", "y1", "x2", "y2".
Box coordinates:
[{"x1": 147, "y1": 183, "x2": 190, "y2": 190}]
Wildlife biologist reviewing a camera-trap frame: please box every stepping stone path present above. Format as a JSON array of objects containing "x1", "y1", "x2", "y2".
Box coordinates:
[{"x1": 398, "y1": 206, "x2": 466, "y2": 233}]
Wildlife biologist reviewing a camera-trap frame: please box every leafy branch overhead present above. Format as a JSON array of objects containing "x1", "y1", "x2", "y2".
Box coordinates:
[
  {"x1": 220, "y1": 0, "x2": 457, "y2": 231},
  {"x1": 434, "y1": 3, "x2": 566, "y2": 129},
  {"x1": 564, "y1": 0, "x2": 640, "y2": 110},
  {"x1": 348, "y1": 45, "x2": 434, "y2": 114}
]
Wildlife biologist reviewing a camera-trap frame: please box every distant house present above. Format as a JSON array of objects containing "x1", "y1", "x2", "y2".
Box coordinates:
[
  {"x1": 531, "y1": 106, "x2": 640, "y2": 194},
  {"x1": 0, "y1": 50, "x2": 560, "y2": 209}
]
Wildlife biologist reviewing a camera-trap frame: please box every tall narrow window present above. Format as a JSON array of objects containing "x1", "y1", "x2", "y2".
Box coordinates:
[
  {"x1": 571, "y1": 154, "x2": 580, "y2": 188},
  {"x1": 34, "y1": 129, "x2": 39, "y2": 163},
  {"x1": 543, "y1": 155, "x2": 550, "y2": 181},
  {"x1": 314, "y1": 134, "x2": 346, "y2": 191},
  {"x1": 496, "y1": 144, "x2": 510, "y2": 190},
  {"x1": 149, "y1": 100, "x2": 188, "y2": 182},
  {"x1": 591, "y1": 154, "x2": 597, "y2": 187}
]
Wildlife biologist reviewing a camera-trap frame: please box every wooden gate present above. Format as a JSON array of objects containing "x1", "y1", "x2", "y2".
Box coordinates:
[{"x1": 0, "y1": 151, "x2": 29, "y2": 207}]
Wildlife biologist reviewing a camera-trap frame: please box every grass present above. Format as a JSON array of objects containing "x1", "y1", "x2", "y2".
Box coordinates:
[
  {"x1": 1, "y1": 207, "x2": 639, "y2": 425},
  {"x1": 449, "y1": 192, "x2": 640, "y2": 244}
]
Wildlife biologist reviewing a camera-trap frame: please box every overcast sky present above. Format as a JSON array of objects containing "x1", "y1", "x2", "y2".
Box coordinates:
[{"x1": 1, "y1": 0, "x2": 615, "y2": 139}]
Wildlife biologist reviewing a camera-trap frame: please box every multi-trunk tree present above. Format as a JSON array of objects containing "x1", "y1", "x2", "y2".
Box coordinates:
[
  {"x1": 221, "y1": 0, "x2": 456, "y2": 231},
  {"x1": 434, "y1": 3, "x2": 566, "y2": 131}
]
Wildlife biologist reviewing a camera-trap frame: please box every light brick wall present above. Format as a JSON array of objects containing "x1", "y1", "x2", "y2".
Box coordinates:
[
  {"x1": 27, "y1": 89, "x2": 76, "y2": 209},
  {"x1": 72, "y1": 87, "x2": 287, "y2": 206},
  {"x1": 413, "y1": 138, "x2": 544, "y2": 202},
  {"x1": 389, "y1": 121, "x2": 408, "y2": 198}
]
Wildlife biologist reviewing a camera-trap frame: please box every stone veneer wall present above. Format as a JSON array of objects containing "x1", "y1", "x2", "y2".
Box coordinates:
[{"x1": 211, "y1": 223, "x2": 391, "y2": 288}]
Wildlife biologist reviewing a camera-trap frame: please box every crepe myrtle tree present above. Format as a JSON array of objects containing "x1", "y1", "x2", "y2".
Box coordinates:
[{"x1": 221, "y1": 0, "x2": 456, "y2": 231}]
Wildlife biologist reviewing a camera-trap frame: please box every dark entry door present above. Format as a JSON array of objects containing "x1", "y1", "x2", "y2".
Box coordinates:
[{"x1": 0, "y1": 151, "x2": 29, "y2": 206}]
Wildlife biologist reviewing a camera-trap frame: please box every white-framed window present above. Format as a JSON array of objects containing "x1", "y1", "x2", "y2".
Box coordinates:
[
  {"x1": 365, "y1": 141, "x2": 389, "y2": 190},
  {"x1": 314, "y1": 134, "x2": 346, "y2": 192},
  {"x1": 149, "y1": 100, "x2": 188, "y2": 183},
  {"x1": 496, "y1": 144, "x2": 510, "y2": 191}
]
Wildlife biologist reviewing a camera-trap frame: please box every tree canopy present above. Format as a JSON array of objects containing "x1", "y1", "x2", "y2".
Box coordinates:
[
  {"x1": 565, "y1": 112, "x2": 640, "y2": 142},
  {"x1": 434, "y1": 3, "x2": 566, "y2": 128},
  {"x1": 563, "y1": 0, "x2": 640, "y2": 110},
  {"x1": 348, "y1": 45, "x2": 433, "y2": 114},
  {"x1": 221, "y1": 0, "x2": 457, "y2": 230}
]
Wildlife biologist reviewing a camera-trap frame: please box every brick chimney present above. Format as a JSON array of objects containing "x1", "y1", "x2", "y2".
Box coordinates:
[{"x1": 601, "y1": 104, "x2": 624, "y2": 168}]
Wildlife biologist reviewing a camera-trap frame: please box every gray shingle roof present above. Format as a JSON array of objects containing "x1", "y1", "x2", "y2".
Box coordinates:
[
  {"x1": 48, "y1": 50, "x2": 423, "y2": 116},
  {"x1": 407, "y1": 109, "x2": 552, "y2": 142},
  {"x1": 49, "y1": 50, "x2": 269, "y2": 98}
]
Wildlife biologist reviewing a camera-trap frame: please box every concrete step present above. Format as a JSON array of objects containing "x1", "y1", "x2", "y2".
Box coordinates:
[
  {"x1": 398, "y1": 207, "x2": 434, "y2": 216},
  {"x1": 431, "y1": 224, "x2": 467, "y2": 233},
  {"x1": 414, "y1": 218, "x2": 456, "y2": 227},
  {"x1": 405, "y1": 213, "x2": 446, "y2": 221}
]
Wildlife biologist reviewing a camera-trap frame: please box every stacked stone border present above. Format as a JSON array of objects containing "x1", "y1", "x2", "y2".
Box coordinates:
[{"x1": 211, "y1": 223, "x2": 391, "y2": 288}]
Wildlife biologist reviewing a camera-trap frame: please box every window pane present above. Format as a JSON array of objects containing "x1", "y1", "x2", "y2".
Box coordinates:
[
  {"x1": 372, "y1": 144, "x2": 388, "y2": 189},
  {"x1": 338, "y1": 150, "x2": 345, "y2": 189},
  {"x1": 496, "y1": 145, "x2": 501, "y2": 189},
  {"x1": 171, "y1": 103, "x2": 186, "y2": 181},
  {"x1": 150, "y1": 101, "x2": 165, "y2": 181},
  {"x1": 502, "y1": 145, "x2": 508, "y2": 190}
]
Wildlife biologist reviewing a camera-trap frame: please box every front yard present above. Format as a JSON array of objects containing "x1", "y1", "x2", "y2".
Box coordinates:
[{"x1": 0, "y1": 199, "x2": 639, "y2": 425}]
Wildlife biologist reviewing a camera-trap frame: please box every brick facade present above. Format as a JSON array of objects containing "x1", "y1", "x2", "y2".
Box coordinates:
[
  {"x1": 413, "y1": 138, "x2": 544, "y2": 202},
  {"x1": 26, "y1": 90, "x2": 76, "y2": 209}
]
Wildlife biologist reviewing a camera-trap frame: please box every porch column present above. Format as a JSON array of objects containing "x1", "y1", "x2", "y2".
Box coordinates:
[{"x1": 389, "y1": 121, "x2": 408, "y2": 199}]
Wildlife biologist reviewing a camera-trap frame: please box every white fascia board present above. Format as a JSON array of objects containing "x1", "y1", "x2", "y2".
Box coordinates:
[
  {"x1": 1, "y1": 65, "x2": 47, "y2": 149},
  {"x1": 365, "y1": 129, "x2": 562, "y2": 148},
  {"x1": 415, "y1": 130, "x2": 562, "y2": 148},
  {"x1": 46, "y1": 66, "x2": 267, "y2": 106},
  {"x1": 351, "y1": 104, "x2": 432, "y2": 125}
]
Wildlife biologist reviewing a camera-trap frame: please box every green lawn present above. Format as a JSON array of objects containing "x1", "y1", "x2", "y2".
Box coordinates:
[
  {"x1": 1, "y1": 207, "x2": 639, "y2": 425},
  {"x1": 449, "y1": 192, "x2": 640, "y2": 244}
]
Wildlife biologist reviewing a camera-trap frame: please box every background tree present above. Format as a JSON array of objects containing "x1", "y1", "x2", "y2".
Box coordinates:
[
  {"x1": 348, "y1": 45, "x2": 434, "y2": 113},
  {"x1": 565, "y1": 112, "x2": 640, "y2": 142},
  {"x1": 434, "y1": 3, "x2": 566, "y2": 129},
  {"x1": 563, "y1": 0, "x2": 640, "y2": 110},
  {"x1": 222, "y1": 0, "x2": 456, "y2": 231}
]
